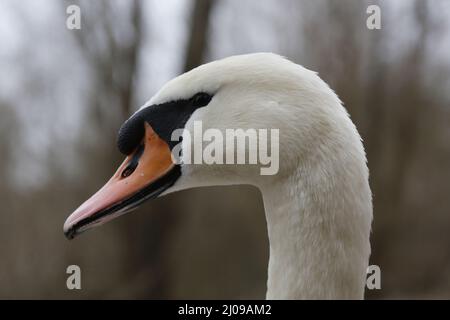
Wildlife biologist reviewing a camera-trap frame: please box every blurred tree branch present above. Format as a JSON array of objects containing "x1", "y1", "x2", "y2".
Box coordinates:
[
  {"x1": 66, "y1": 0, "x2": 142, "y2": 131},
  {"x1": 184, "y1": 0, "x2": 216, "y2": 72}
]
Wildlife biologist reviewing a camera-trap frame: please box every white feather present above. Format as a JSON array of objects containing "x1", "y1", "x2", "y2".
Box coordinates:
[{"x1": 146, "y1": 53, "x2": 372, "y2": 299}]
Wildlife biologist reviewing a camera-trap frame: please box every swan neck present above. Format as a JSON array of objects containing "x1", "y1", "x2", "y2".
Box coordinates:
[{"x1": 261, "y1": 167, "x2": 371, "y2": 299}]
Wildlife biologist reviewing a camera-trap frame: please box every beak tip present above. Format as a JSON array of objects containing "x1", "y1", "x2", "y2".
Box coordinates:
[
  {"x1": 63, "y1": 221, "x2": 77, "y2": 240},
  {"x1": 64, "y1": 230, "x2": 75, "y2": 240}
]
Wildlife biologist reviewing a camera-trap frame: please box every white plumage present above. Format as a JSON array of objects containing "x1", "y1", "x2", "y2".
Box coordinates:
[{"x1": 143, "y1": 53, "x2": 373, "y2": 299}]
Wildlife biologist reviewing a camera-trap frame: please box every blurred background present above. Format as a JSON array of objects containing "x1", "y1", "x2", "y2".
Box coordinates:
[{"x1": 0, "y1": 0, "x2": 450, "y2": 299}]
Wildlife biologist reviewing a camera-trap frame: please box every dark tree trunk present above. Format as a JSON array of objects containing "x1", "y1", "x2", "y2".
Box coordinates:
[{"x1": 184, "y1": 0, "x2": 216, "y2": 72}]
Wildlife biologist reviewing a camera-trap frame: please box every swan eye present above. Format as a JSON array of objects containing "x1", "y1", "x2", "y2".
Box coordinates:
[{"x1": 192, "y1": 92, "x2": 212, "y2": 107}]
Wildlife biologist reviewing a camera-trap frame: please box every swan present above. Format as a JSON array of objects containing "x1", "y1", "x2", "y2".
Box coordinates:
[{"x1": 63, "y1": 53, "x2": 372, "y2": 299}]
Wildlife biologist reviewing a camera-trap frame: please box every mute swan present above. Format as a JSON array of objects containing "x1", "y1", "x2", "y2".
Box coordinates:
[{"x1": 64, "y1": 53, "x2": 372, "y2": 299}]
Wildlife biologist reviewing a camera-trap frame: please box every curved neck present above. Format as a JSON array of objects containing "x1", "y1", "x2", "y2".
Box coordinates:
[{"x1": 260, "y1": 162, "x2": 372, "y2": 299}]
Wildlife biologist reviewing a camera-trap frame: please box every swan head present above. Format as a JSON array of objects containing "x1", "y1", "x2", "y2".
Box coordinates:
[{"x1": 64, "y1": 53, "x2": 364, "y2": 239}]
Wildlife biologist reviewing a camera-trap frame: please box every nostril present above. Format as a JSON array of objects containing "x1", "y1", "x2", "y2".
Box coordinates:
[
  {"x1": 121, "y1": 143, "x2": 145, "y2": 179},
  {"x1": 121, "y1": 164, "x2": 137, "y2": 178}
]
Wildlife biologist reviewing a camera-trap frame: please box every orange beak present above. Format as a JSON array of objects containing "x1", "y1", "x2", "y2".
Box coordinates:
[{"x1": 63, "y1": 123, "x2": 180, "y2": 239}]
